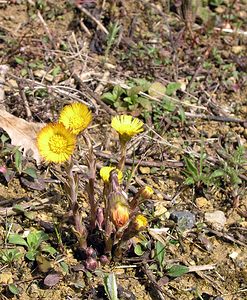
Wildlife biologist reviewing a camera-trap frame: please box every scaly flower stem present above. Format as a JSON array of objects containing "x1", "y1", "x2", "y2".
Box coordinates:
[
  {"x1": 84, "y1": 133, "x2": 97, "y2": 230},
  {"x1": 66, "y1": 158, "x2": 87, "y2": 249},
  {"x1": 118, "y1": 141, "x2": 127, "y2": 172}
]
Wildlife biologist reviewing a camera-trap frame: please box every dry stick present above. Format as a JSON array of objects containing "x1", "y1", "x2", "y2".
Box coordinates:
[
  {"x1": 185, "y1": 112, "x2": 246, "y2": 124},
  {"x1": 71, "y1": 71, "x2": 117, "y2": 115},
  {"x1": 77, "y1": 6, "x2": 109, "y2": 35},
  {"x1": 18, "y1": 82, "x2": 32, "y2": 120},
  {"x1": 37, "y1": 10, "x2": 56, "y2": 49},
  {"x1": 95, "y1": 150, "x2": 184, "y2": 168},
  {"x1": 204, "y1": 227, "x2": 247, "y2": 247}
]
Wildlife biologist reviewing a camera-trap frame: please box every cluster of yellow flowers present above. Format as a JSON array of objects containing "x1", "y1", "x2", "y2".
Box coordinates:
[
  {"x1": 37, "y1": 103, "x2": 92, "y2": 163},
  {"x1": 37, "y1": 104, "x2": 145, "y2": 164}
]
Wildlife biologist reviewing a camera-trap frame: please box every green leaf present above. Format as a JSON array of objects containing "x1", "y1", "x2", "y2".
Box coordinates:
[
  {"x1": 8, "y1": 234, "x2": 28, "y2": 247},
  {"x1": 60, "y1": 261, "x2": 69, "y2": 274},
  {"x1": 148, "y1": 82, "x2": 166, "y2": 99},
  {"x1": 163, "y1": 98, "x2": 176, "y2": 112},
  {"x1": 52, "y1": 66, "x2": 61, "y2": 77},
  {"x1": 210, "y1": 169, "x2": 225, "y2": 178},
  {"x1": 134, "y1": 244, "x2": 145, "y2": 256},
  {"x1": 42, "y1": 245, "x2": 57, "y2": 256},
  {"x1": 155, "y1": 241, "x2": 166, "y2": 271},
  {"x1": 165, "y1": 82, "x2": 181, "y2": 96},
  {"x1": 14, "y1": 149, "x2": 22, "y2": 173},
  {"x1": 0, "y1": 134, "x2": 9, "y2": 145},
  {"x1": 178, "y1": 106, "x2": 186, "y2": 122},
  {"x1": 23, "y1": 167, "x2": 37, "y2": 179},
  {"x1": 184, "y1": 177, "x2": 195, "y2": 185},
  {"x1": 26, "y1": 250, "x2": 37, "y2": 261},
  {"x1": 15, "y1": 56, "x2": 24, "y2": 65},
  {"x1": 184, "y1": 157, "x2": 198, "y2": 179},
  {"x1": 27, "y1": 231, "x2": 48, "y2": 250},
  {"x1": 103, "y1": 273, "x2": 119, "y2": 300},
  {"x1": 8, "y1": 284, "x2": 20, "y2": 295},
  {"x1": 166, "y1": 265, "x2": 189, "y2": 277}
]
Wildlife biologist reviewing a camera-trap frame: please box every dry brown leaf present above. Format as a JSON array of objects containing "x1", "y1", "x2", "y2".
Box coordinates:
[{"x1": 0, "y1": 109, "x2": 45, "y2": 164}]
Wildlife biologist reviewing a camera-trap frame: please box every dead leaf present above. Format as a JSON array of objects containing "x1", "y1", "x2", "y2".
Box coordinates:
[
  {"x1": 0, "y1": 109, "x2": 45, "y2": 164},
  {"x1": 44, "y1": 273, "x2": 62, "y2": 287}
]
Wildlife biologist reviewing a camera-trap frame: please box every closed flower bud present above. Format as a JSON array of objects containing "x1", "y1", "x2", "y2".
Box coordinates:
[
  {"x1": 85, "y1": 257, "x2": 97, "y2": 271},
  {"x1": 99, "y1": 255, "x2": 109, "y2": 266},
  {"x1": 110, "y1": 200, "x2": 129, "y2": 229},
  {"x1": 85, "y1": 247, "x2": 96, "y2": 258},
  {"x1": 139, "y1": 186, "x2": 154, "y2": 199}
]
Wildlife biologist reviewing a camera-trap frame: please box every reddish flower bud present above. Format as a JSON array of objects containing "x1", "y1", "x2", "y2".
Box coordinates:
[
  {"x1": 99, "y1": 255, "x2": 109, "y2": 266},
  {"x1": 85, "y1": 257, "x2": 97, "y2": 271}
]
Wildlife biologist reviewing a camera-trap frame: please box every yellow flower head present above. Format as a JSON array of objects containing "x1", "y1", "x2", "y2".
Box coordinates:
[
  {"x1": 133, "y1": 214, "x2": 148, "y2": 231},
  {"x1": 100, "y1": 166, "x2": 123, "y2": 183},
  {"x1": 37, "y1": 123, "x2": 76, "y2": 163},
  {"x1": 139, "y1": 186, "x2": 154, "y2": 199},
  {"x1": 59, "y1": 102, "x2": 92, "y2": 135},
  {"x1": 111, "y1": 115, "x2": 144, "y2": 142}
]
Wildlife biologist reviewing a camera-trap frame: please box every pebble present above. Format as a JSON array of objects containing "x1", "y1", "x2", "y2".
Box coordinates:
[
  {"x1": 195, "y1": 197, "x2": 210, "y2": 208},
  {"x1": 170, "y1": 210, "x2": 196, "y2": 230},
  {"x1": 204, "y1": 210, "x2": 226, "y2": 230},
  {"x1": 139, "y1": 166, "x2": 151, "y2": 174}
]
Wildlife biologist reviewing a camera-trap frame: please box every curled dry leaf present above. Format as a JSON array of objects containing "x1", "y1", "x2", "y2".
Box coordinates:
[{"x1": 0, "y1": 110, "x2": 45, "y2": 164}]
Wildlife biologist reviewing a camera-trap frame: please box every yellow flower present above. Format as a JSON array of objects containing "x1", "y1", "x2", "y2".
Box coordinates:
[
  {"x1": 111, "y1": 201, "x2": 129, "y2": 228},
  {"x1": 111, "y1": 115, "x2": 144, "y2": 142},
  {"x1": 100, "y1": 166, "x2": 123, "y2": 183},
  {"x1": 133, "y1": 214, "x2": 148, "y2": 231},
  {"x1": 59, "y1": 102, "x2": 92, "y2": 135},
  {"x1": 139, "y1": 186, "x2": 154, "y2": 199},
  {"x1": 37, "y1": 123, "x2": 76, "y2": 163}
]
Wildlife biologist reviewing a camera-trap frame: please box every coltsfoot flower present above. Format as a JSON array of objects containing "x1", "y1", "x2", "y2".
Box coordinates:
[
  {"x1": 37, "y1": 123, "x2": 76, "y2": 163},
  {"x1": 111, "y1": 115, "x2": 144, "y2": 143},
  {"x1": 139, "y1": 186, "x2": 154, "y2": 199},
  {"x1": 59, "y1": 102, "x2": 92, "y2": 135},
  {"x1": 133, "y1": 214, "x2": 148, "y2": 231},
  {"x1": 100, "y1": 166, "x2": 123, "y2": 183}
]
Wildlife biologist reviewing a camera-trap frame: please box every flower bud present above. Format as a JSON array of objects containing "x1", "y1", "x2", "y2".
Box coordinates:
[
  {"x1": 111, "y1": 202, "x2": 129, "y2": 228},
  {"x1": 85, "y1": 247, "x2": 96, "y2": 258},
  {"x1": 0, "y1": 166, "x2": 7, "y2": 174},
  {"x1": 133, "y1": 214, "x2": 148, "y2": 231},
  {"x1": 85, "y1": 257, "x2": 97, "y2": 271},
  {"x1": 99, "y1": 255, "x2": 109, "y2": 266},
  {"x1": 139, "y1": 186, "x2": 154, "y2": 199}
]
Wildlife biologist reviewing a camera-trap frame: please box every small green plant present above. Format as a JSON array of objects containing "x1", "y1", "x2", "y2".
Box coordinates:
[
  {"x1": 0, "y1": 248, "x2": 22, "y2": 265},
  {"x1": 105, "y1": 22, "x2": 120, "y2": 59},
  {"x1": 183, "y1": 146, "x2": 209, "y2": 187},
  {"x1": 8, "y1": 230, "x2": 53, "y2": 261}
]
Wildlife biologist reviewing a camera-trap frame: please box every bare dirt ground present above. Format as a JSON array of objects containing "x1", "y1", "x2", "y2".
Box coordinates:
[{"x1": 0, "y1": 1, "x2": 246, "y2": 299}]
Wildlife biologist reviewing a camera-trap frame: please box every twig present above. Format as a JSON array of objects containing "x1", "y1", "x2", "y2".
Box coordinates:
[
  {"x1": 215, "y1": 27, "x2": 247, "y2": 36},
  {"x1": 71, "y1": 70, "x2": 116, "y2": 115},
  {"x1": 95, "y1": 150, "x2": 184, "y2": 168},
  {"x1": 77, "y1": 6, "x2": 108, "y2": 34},
  {"x1": 185, "y1": 112, "x2": 246, "y2": 124},
  {"x1": 37, "y1": 10, "x2": 56, "y2": 49},
  {"x1": 204, "y1": 227, "x2": 247, "y2": 247},
  {"x1": 18, "y1": 82, "x2": 32, "y2": 120}
]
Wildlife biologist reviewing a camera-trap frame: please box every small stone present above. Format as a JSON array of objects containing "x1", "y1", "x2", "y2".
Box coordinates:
[
  {"x1": 139, "y1": 166, "x2": 151, "y2": 174},
  {"x1": 205, "y1": 210, "x2": 226, "y2": 230},
  {"x1": 195, "y1": 197, "x2": 210, "y2": 208},
  {"x1": 170, "y1": 210, "x2": 196, "y2": 230}
]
